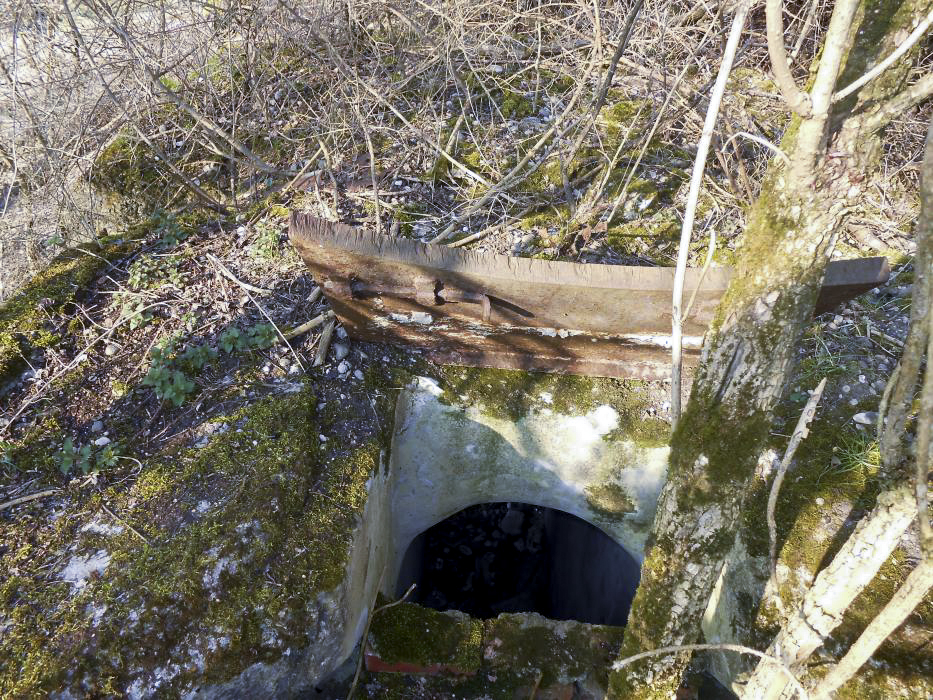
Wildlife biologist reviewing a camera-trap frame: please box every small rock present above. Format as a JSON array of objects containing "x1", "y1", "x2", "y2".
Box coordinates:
[
  {"x1": 815, "y1": 497, "x2": 825, "y2": 506},
  {"x1": 853, "y1": 411, "x2": 878, "y2": 426},
  {"x1": 93, "y1": 436, "x2": 111, "y2": 447},
  {"x1": 842, "y1": 385, "x2": 851, "y2": 394},
  {"x1": 319, "y1": 435, "x2": 328, "y2": 442},
  {"x1": 337, "y1": 360, "x2": 350, "y2": 375},
  {"x1": 353, "y1": 369, "x2": 364, "y2": 380},
  {"x1": 332, "y1": 343, "x2": 350, "y2": 362},
  {"x1": 91, "y1": 420, "x2": 104, "y2": 433},
  {"x1": 336, "y1": 326, "x2": 348, "y2": 340},
  {"x1": 104, "y1": 343, "x2": 119, "y2": 357},
  {"x1": 288, "y1": 364, "x2": 301, "y2": 375}
]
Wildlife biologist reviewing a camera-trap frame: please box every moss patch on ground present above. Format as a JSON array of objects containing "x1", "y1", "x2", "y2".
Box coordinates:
[
  {"x1": 0, "y1": 239, "x2": 132, "y2": 390},
  {"x1": 0, "y1": 386, "x2": 388, "y2": 697}
]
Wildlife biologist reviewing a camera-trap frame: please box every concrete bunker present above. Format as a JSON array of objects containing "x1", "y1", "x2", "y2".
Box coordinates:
[{"x1": 367, "y1": 374, "x2": 670, "y2": 630}]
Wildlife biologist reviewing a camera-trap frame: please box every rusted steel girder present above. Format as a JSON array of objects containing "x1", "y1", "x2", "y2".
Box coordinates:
[{"x1": 289, "y1": 214, "x2": 889, "y2": 379}]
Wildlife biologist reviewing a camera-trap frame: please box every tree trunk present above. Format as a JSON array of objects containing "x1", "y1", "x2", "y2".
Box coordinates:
[
  {"x1": 610, "y1": 1, "x2": 933, "y2": 696},
  {"x1": 743, "y1": 90, "x2": 933, "y2": 700}
]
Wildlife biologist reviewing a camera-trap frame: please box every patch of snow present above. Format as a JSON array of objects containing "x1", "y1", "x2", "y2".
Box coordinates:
[
  {"x1": 61, "y1": 550, "x2": 111, "y2": 589},
  {"x1": 80, "y1": 521, "x2": 124, "y2": 536},
  {"x1": 415, "y1": 376, "x2": 444, "y2": 397}
]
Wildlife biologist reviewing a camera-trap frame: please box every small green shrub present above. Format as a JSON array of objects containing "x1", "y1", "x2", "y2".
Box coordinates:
[
  {"x1": 127, "y1": 254, "x2": 183, "y2": 290},
  {"x1": 154, "y1": 212, "x2": 189, "y2": 248},
  {"x1": 219, "y1": 323, "x2": 276, "y2": 353},
  {"x1": 143, "y1": 338, "x2": 196, "y2": 406},
  {"x1": 250, "y1": 221, "x2": 280, "y2": 259},
  {"x1": 218, "y1": 326, "x2": 245, "y2": 353},
  {"x1": 57, "y1": 438, "x2": 125, "y2": 476},
  {"x1": 144, "y1": 323, "x2": 276, "y2": 406}
]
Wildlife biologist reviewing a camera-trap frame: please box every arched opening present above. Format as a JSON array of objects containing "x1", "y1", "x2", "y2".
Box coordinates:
[{"x1": 395, "y1": 502, "x2": 641, "y2": 626}]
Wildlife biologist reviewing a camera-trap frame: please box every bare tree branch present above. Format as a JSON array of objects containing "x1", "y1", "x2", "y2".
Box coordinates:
[
  {"x1": 833, "y1": 6, "x2": 933, "y2": 103},
  {"x1": 766, "y1": 0, "x2": 812, "y2": 116},
  {"x1": 808, "y1": 557, "x2": 933, "y2": 700},
  {"x1": 671, "y1": 0, "x2": 751, "y2": 425}
]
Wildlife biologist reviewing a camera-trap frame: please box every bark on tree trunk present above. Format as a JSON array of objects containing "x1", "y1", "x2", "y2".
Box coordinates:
[{"x1": 610, "y1": 1, "x2": 933, "y2": 696}]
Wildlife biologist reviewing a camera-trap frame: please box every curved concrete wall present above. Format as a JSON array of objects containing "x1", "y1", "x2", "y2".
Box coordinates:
[{"x1": 383, "y1": 377, "x2": 669, "y2": 596}]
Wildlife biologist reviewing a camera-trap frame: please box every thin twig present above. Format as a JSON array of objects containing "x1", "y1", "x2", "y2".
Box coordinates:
[
  {"x1": 0, "y1": 488, "x2": 58, "y2": 511},
  {"x1": 767, "y1": 377, "x2": 827, "y2": 609},
  {"x1": 101, "y1": 503, "x2": 151, "y2": 545},
  {"x1": 612, "y1": 642, "x2": 808, "y2": 699},
  {"x1": 722, "y1": 131, "x2": 790, "y2": 166},
  {"x1": 205, "y1": 253, "x2": 271, "y2": 296},
  {"x1": 347, "y1": 571, "x2": 417, "y2": 700},
  {"x1": 833, "y1": 7, "x2": 933, "y2": 103},
  {"x1": 206, "y1": 254, "x2": 304, "y2": 372},
  {"x1": 671, "y1": 1, "x2": 751, "y2": 426}
]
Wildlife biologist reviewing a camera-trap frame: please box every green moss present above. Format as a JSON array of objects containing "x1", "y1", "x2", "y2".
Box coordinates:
[
  {"x1": 486, "y1": 614, "x2": 625, "y2": 687},
  {"x1": 0, "y1": 240, "x2": 131, "y2": 389},
  {"x1": 369, "y1": 602, "x2": 483, "y2": 673},
  {"x1": 0, "y1": 386, "x2": 393, "y2": 696},
  {"x1": 585, "y1": 482, "x2": 636, "y2": 517},
  {"x1": 92, "y1": 133, "x2": 160, "y2": 196},
  {"x1": 599, "y1": 97, "x2": 652, "y2": 141},
  {"x1": 501, "y1": 90, "x2": 534, "y2": 120}
]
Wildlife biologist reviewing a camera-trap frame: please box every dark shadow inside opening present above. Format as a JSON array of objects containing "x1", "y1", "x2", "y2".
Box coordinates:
[{"x1": 396, "y1": 502, "x2": 641, "y2": 626}]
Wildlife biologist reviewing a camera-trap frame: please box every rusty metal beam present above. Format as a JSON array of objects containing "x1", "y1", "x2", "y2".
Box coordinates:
[{"x1": 289, "y1": 214, "x2": 889, "y2": 379}]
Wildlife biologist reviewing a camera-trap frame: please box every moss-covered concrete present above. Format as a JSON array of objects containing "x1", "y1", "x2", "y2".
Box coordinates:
[
  {"x1": 368, "y1": 602, "x2": 482, "y2": 673},
  {"x1": 385, "y1": 372, "x2": 669, "y2": 599},
  {"x1": 363, "y1": 605, "x2": 624, "y2": 699},
  {"x1": 0, "y1": 239, "x2": 132, "y2": 391},
  {"x1": 0, "y1": 387, "x2": 393, "y2": 697}
]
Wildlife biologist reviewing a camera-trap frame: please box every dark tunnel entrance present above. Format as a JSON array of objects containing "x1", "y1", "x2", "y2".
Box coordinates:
[{"x1": 395, "y1": 502, "x2": 642, "y2": 626}]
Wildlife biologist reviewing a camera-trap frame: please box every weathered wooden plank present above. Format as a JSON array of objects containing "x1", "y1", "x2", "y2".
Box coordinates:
[{"x1": 288, "y1": 214, "x2": 889, "y2": 379}]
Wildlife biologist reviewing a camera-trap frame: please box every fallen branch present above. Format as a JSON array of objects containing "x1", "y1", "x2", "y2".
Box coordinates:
[
  {"x1": 283, "y1": 310, "x2": 334, "y2": 341},
  {"x1": 0, "y1": 488, "x2": 58, "y2": 511},
  {"x1": 809, "y1": 557, "x2": 933, "y2": 700},
  {"x1": 205, "y1": 253, "x2": 271, "y2": 296},
  {"x1": 314, "y1": 318, "x2": 336, "y2": 368}
]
